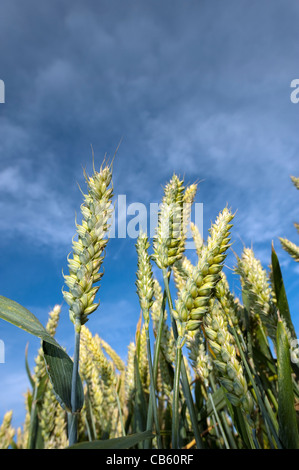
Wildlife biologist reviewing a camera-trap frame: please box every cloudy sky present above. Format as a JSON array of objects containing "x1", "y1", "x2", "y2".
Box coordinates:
[{"x1": 0, "y1": 0, "x2": 299, "y2": 429}]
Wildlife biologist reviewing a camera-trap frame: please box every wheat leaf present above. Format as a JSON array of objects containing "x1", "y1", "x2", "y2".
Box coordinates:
[{"x1": 68, "y1": 431, "x2": 154, "y2": 449}]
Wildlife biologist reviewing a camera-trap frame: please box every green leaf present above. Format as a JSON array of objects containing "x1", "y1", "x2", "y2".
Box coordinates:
[
  {"x1": 271, "y1": 244, "x2": 295, "y2": 337},
  {"x1": 68, "y1": 431, "x2": 154, "y2": 449},
  {"x1": 271, "y1": 244, "x2": 299, "y2": 380},
  {"x1": 0, "y1": 296, "x2": 60, "y2": 348},
  {"x1": 132, "y1": 353, "x2": 147, "y2": 439},
  {"x1": 27, "y1": 377, "x2": 48, "y2": 450},
  {"x1": 205, "y1": 387, "x2": 227, "y2": 417},
  {"x1": 84, "y1": 386, "x2": 97, "y2": 442},
  {"x1": 276, "y1": 318, "x2": 299, "y2": 449},
  {"x1": 231, "y1": 405, "x2": 255, "y2": 449},
  {"x1": 0, "y1": 296, "x2": 83, "y2": 413},
  {"x1": 42, "y1": 340, "x2": 84, "y2": 413},
  {"x1": 25, "y1": 343, "x2": 35, "y2": 389},
  {"x1": 35, "y1": 374, "x2": 49, "y2": 402}
]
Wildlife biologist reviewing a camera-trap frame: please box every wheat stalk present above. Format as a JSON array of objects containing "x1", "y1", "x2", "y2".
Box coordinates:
[{"x1": 62, "y1": 157, "x2": 114, "y2": 445}]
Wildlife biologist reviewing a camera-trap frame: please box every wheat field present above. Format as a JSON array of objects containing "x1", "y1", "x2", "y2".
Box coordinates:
[{"x1": 0, "y1": 158, "x2": 298, "y2": 450}]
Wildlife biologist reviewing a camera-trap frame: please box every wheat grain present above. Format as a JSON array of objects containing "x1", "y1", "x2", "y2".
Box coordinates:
[
  {"x1": 153, "y1": 174, "x2": 186, "y2": 269},
  {"x1": 190, "y1": 222, "x2": 203, "y2": 256},
  {"x1": 135, "y1": 230, "x2": 154, "y2": 327},
  {"x1": 0, "y1": 411, "x2": 15, "y2": 449},
  {"x1": 62, "y1": 161, "x2": 114, "y2": 330},
  {"x1": 186, "y1": 330, "x2": 212, "y2": 389},
  {"x1": 203, "y1": 301, "x2": 253, "y2": 414},
  {"x1": 279, "y1": 238, "x2": 299, "y2": 262},
  {"x1": 236, "y1": 247, "x2": 277, "y2": 340},
  {"x1": 174, "y1": 207, "x2": 234, "y2": 335},
  {"x1": 99, "y1": 338, "x2": 126, "y2": 372}
]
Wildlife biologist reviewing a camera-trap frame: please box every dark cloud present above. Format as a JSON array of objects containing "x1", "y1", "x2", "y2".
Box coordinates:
[
  {"x1": 1, "y1": 0, "x2": 298, "y2": 262},
  {"x1": 1, "y1": 0, "x2": 299, "y2": 428}
]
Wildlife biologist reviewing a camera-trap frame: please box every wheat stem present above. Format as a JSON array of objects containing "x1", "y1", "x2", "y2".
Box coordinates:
[
  {"x1": 172, "y1": 337, "x2": 183, "y2": 449},
  {"x1": 144, "y1": 288, "x2": 168, "y2": 448},
  {"x1": 145, "y1": 326, "x2": 162, "y2": 448},
  {"x1": 69, "y1": 321, "x2": 81, "y2": 446},
  {"x1": 208, "y1": 392, "x2": 230, "y2": 449},
  {"x1": 162, "y1": 268, "x2": 204, "y2": 449},
  {"x1": 115, "y1": 392, "x2": 126, "y2": 437},
  {"x1": 27, "y1": 384, "x2": 39, "y2": 449}
]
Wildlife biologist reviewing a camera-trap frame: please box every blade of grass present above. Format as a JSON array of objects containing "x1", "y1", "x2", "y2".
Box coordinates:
[
  {"x1": 27, "y1": 375, "x2": 48, "y2": 449},
  {"x1": 84, "y1": 387, "x2": 97, "y2": 441},
  {"x1": 230, "y1": 324, "x2": 282, "y2": 448},
  {"x1": 145, "y1": 326, "x2": 162, "y2": 448},
  {"x1": 25, "y1": 343, "x2": 35, "y2": 389},
  {"x1": 172, "y1": 337, "x2": 183, "y2": 449},
  {"x1": 271, "y1": 243, "x2": 299, "y2": 380},
  {"x1": 220, "y1": 410, "x2": 238, "y2": 449},
  {"x1": 68, "y1": 431, "x2": 154, "y2": 449},
  {"x1": 68, "y1": 322, "x2": 81, "y2": 446},
  {"x1": 144, "y1": 289, "x2": 167, "y2": 448},
  {"x1": 208, "y1": 392, "x2": 230, "y2": 449},
  {"x1": 276, "y1": 316, "x2": 299, "y2": 449},
  {"x1": 271, "y1": 243, "x2": 295, "y2": 336},
  {"x1": 208, "y1": 374, "x2": 237, "y2": 449},
  {"x1": 133, "y1": 351, "x2": 147, "y2": 441},
  {"x1": 115, "y1": 389, "x2": 126, "y2": 438},
  {"x1": 27, "y1": 383, "x2": 39, "y2": 449},
  {"x1": 233, "y1": 405, "x2": 256, "y2": 449}
]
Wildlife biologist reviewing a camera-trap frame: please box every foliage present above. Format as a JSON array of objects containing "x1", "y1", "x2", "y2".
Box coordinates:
[{"x1": 0, "y1": 163, "x2": 299, "y2": 450}]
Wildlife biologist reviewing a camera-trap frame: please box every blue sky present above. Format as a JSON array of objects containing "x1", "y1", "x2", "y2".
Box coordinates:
[{"x1": 0, "y1": 0, "x2": 299, "y2": 430}]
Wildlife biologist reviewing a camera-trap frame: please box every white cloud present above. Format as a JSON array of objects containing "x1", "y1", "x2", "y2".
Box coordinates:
[
  {"x1": 0, "y1": 1, "x2": 299, "y2": 406},
  {"x1": 0, "y1": 162, "x2": 77, "y2": 251}
]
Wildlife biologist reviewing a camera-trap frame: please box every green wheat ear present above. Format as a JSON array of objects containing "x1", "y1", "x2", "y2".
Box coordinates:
[
  {"x1": 174, "y1": 206, "x2": 234, "y2": 335},
  {"x1": 203, "y1": 300, "x2": 253, "y2": 415},
  {"x1": 153, "y1": 173, "x2": 186, "y2": 269},
  {"x1": 0, "y1": 411, "x2": 15, "y2": 449},
  {"x1": 290, "y1": 175, "x2": 299, "y2": 190},
  {"x1": 279, "y1": 238, "x2": 299, "y2": 262},
  {"x1": 62, "y1": 159, "x2": 114, "y2": 330},
  {"x1": 135, "y1": 230, "x2": 154, "y2": 327},
  {"x1": 235, "y1": 246, "x2": 277, "y2": 340}
]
